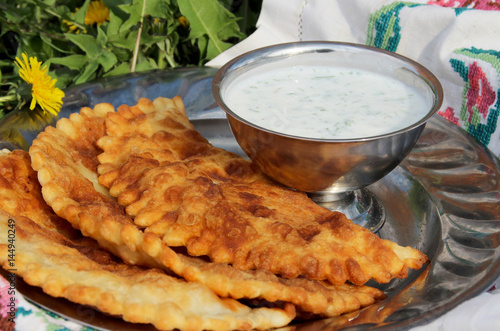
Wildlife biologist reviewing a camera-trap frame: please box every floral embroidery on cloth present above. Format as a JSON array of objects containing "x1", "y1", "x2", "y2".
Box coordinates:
[
  {"x1": 0, "y1": 276, "x2": 16, "y2": 331},
  {"x1": 427, "y1": 0, "x2": 500, "y2": 11},
  {"x1": 365, "y1": 1, "x2": 500, "y2": 155},
  {"x1": 366, "y1": 2, "x2": 421, "y2": 51},
  {"x1": 14, "y1": 292, "x2": 95, "y2": 331},
  {"x1": 445, "y1": 48, "x2": 500, "y2": 147}
]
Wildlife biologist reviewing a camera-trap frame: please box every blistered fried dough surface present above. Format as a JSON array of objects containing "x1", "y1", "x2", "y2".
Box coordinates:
[
  {"x1": 28, "y1": 99, "x2": 386, "y2": 318},
  {"x1": 28, "y1": 104, "x2": 154, "y2": 265},
  {"x1": 0, "y1": 149, "x2": 77, "y2": 239},
  {"x1": 0, "y1": 211, "x2": 296, "y2": 331},
  {"x1": 0, "y1": 151, "x2": 295, "y2": 331},
  {"x1": 98, "y1": 97, "x2": 428, "y2": 285},
  {"x1": 174, "y1": 254, "x2": 386, "y2": 317}
]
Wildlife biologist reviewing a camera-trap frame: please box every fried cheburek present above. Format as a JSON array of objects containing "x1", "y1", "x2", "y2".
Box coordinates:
[
  {"x1": 0, "y1": 150, "x2": 296, "y2": 330},
  {"x1": 28, "y1": 99, "x2": 387, "y2": 320},
  {"x1": 95, "y1": 97, "x2": 428, "y2": 285}
]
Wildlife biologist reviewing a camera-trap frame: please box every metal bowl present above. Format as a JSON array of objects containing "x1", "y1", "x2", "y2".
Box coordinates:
[{"x1": 212, "y1": 41, "x2": 443, "y2": 194}]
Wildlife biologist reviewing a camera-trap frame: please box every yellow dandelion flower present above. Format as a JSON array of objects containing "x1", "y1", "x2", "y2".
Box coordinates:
[
  {"x1": 178, "y1": 16, "x2": 189, "y2": 28},
  {"x1": 15, "y1": 53, "x2": 65, "y2": 116},
  {"x1": 85, "y1": 0, "x2": 110, "y2": 26},
  {"x1": 66, "y1": 22, "x2": 85, "y2": 34},
  {"x1": 65, "y1": 0, "x2": 110, "y2": 33}
]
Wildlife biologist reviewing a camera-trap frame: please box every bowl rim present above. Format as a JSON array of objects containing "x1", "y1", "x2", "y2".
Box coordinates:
[{"x1": 212, "y1": 41, "x2": 444, "y2": 142}]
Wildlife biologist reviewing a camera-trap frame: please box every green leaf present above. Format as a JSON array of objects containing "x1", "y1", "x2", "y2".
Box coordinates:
[
  {"x1": 74, "y1": 61, "x2": 99, "y2": 85},
  {"x1": 119, "y1": 0, "x2": 143, "y2": 33},
  {"x1": 65, "y1": 34, "x2": 100, "y2": 59},
  {"x1": 110, "y1": 46, "x2": 132, "y2": 62},
  {"x1": 107, "y1": 10, "x2": 124, "y2": 37},
  {"x1": 52, "y1": 67, "x2": 78, "y2": 88},
  {"x1": 103, "y1": 62, "x2": 131, "y2": 77},
  {"x1": 103, "y1": 0, "x2": 131, "y2": 22},
  {"x1": 96, "y1": 26, "x2": 108, "y2": 46},
  {"x1": 3, "y1": 4, "x2": 31, "y2": 25},
  {"x1": 196, "y1": 35, "x2": 209, "y2": 61},
  {"x1": 48, "y1": 55, "x2": 88, "y2": 70},
  {"x1": 74, "y1": 0, "x2": 92, "y2": 25},
  {"x1": 144, "y1": 0, "x2": 174, "y2": 18},
  {"x1": 135, "y1": 56, "x2": 158, "y2": 71},
  {"x1": 43, "y1": 0, "x2": 57, "y2": 7},
  {"x1": 178, "y1": 0, "x2": 243, "y2": 60},
  {"x1": 108, "y1": 29, "x2": 138, "y2": 51},
  {"x1": 39, "y1": 34, "x2": 69, "y2": 54},
  {"x1": 98, "y1": 50, "x2": 118, "y2": 72},
  {"x1": 140, "y1": 33, "x2": 169, "y2": 47}
]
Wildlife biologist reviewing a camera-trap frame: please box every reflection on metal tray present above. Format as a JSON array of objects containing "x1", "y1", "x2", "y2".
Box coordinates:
[{"x1": 0, "y1": 68, "x2": 499, "y2": 330}]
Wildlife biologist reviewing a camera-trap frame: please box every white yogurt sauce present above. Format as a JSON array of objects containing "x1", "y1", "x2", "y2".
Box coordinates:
[{"x1": 223, "y1": 65, "x2": 430, "y2": 139}]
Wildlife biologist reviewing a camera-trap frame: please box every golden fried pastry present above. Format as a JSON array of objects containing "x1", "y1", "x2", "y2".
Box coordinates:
[
  {"x1": 172, "y1": 253, "x2": 386, "y2": 317},
  {"x1": 96, "y1": 97, "x2": 428, "y2": 285},
  {"x1": 28, "y1": 100, "x2": 387, "y2": 318},
  {"x1": 0, "y1": 149, "x2": 76, "y2": 238},
  {"x1": 0, "y1": 211, "x2": 295, "y2": 331},
  {"x1": 0, "y1": 150, "x2": 295, "y2": 330}
]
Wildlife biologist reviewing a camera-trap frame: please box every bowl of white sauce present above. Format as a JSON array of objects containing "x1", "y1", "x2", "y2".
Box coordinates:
[{"x1": 212, "y1": 41, "x2": 443, "y2": 194}]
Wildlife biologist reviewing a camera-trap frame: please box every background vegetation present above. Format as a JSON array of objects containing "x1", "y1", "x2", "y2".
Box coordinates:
[{"x1": 0, "y1": 0, "x2": 262, "y2": 117}]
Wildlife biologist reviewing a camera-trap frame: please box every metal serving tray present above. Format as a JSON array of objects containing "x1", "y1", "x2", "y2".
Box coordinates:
[{"x1": 1, "y1": 67, "x2": 498, "y2": 330}]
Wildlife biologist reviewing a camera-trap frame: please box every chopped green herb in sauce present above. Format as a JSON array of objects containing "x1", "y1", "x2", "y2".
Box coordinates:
[{"x1": 224, "y1": 65, "x2": 429, "y2": 139}]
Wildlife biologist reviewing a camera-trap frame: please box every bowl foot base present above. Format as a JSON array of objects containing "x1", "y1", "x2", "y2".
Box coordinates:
[{"x1": 308, "y1": 189, "x2": 386, "y2": 233}]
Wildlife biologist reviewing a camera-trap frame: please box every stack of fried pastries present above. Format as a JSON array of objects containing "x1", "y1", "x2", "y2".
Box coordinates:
[
  {"x1": 0, "y1": 96, "x2": 428, "y2": 330},
  {"x1": 0, "y1": 150, "x2": 294, "y2": 330}
]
